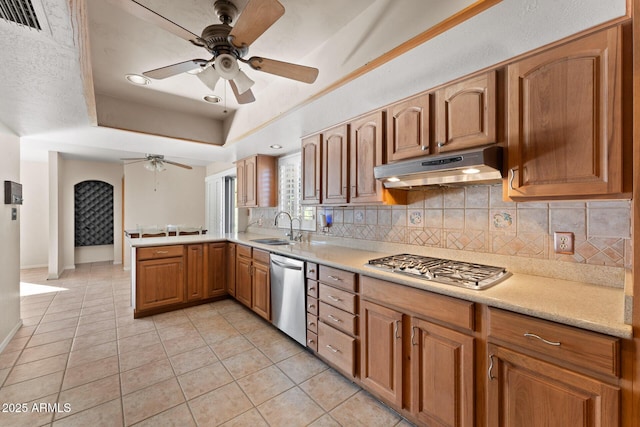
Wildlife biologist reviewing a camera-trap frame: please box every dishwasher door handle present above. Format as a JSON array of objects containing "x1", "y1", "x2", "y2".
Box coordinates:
[{"x1": 271, "y1": 259, "x2": 303, "y2": 271}]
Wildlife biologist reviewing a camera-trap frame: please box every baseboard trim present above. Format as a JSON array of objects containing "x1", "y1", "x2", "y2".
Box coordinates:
[
  {"x1": 20, "y1": 264, "x2": 48, "y2": 270},
  {"x1": 0, "y1": 319, "x2": 24, "y2": 354}
]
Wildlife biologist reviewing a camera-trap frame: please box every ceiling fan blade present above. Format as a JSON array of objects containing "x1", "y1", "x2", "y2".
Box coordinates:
[
  {"x1": 108, "y1": 0, "x2": 203, "y2": 46},
  {"x1": 163, "y1": 160, "x2": 193, "y2": 170},
  {"x1": 143, "y1": 59, "x2": 208, "y2": 79},
  {"x1": 247, "y1": 57, "x2": 318, "y2": 83},
  {"x1": 120, "y1": 157, "x2": 148, "y2": 160},
  {"x1": 228, "y1": 0, "x2": 284, "y2": 49},
  {"x1": 229, "y1": 80, "x2": 256, "y2": 104},
  {"x1": 197, "y1": 66, "x2": 221, "y2": 91}
]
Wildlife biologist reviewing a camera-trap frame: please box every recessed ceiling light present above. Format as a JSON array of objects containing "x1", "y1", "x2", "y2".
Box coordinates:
[
  {"x1": 203, "y1": 95, "x2": 222, "y2": 103},
  {"x1": 269, "y1": 144, "x2": 283, "y2": 149},
  {"x1": 125, "y1": 74, "x2": 150, "y2": 85}
]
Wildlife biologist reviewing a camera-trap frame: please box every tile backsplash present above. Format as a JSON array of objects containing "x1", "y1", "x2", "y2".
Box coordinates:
[{"x1": 250, "y1": 185, "x2": 632, "y2": 269}]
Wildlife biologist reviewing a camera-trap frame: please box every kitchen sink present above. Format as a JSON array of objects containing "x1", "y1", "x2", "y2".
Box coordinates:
[{"x1": 250, "y1": 238, "x2": 292, "y2": 246}]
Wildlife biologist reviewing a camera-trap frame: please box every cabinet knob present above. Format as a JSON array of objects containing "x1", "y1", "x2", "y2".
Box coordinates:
[
  {"x1": 421, "y1": 145, "x2": 428, "y2": 151},
  {"x1": 437, "y1": 142, "x2": 445, "y2": 148}
]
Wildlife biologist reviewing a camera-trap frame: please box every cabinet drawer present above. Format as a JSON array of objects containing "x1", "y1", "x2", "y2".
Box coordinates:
[
  {"x1": 319, "y1": 266, "x2": 356, "y2": 291},
  {"x1": 307, "y1": 313, "x2": 318, "y2": 334},
  {"x1": 319, "y1": 302, "x2": 357, "y2": 336},
  {"x1": 360, "y1": 275, "x2": 474, "y2": 331},
  {"x1": 137, "y1": 245, "x2": 184, "y2": 260},
  {"x1": 306, "y1": 262, "x2": 318, "y2": 279},
  {"x1": 307, "y1": 280, "x2": 319, "y2": 299},
  {"x1": 307, "y1": 331, "x2": 318, "y2": 352},
  {"x1": 253, "y1": 248, "x2": 270, "y2": 264},
  {"x1": 237, "y1": 244, "x2": 252, "y2": 259},
  {"x1": 488, "y1": 308, "x2": 620, "y2": 378},
  {"x1": 318, "y1": 322, "x2": 356, "y2": 377},
  {"x1": 319, "y1": 284, "x2": 357, "y2": 314},
  {"x1": 307, "y1": 297, "x2": 319, "y2": 316}
]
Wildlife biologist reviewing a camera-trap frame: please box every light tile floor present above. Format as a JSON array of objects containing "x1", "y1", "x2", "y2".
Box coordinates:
[{"x1": 0, "y1": 263, "x2": 414, "y2": 426}]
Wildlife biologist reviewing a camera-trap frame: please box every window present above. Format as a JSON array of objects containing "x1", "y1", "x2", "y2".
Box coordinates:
[{"x1": 278, "y1": 153, "x2": 316, "y2": 231}]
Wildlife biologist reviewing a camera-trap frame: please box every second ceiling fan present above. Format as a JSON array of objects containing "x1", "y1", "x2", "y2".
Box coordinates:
[{"x1": 114, "y1": 0, "x2": 319, "y2": 104}]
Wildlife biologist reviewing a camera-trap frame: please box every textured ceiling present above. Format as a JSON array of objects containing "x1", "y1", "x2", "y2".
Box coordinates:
[{"x1": 0, "y1": 0, "x2": 629, "y2": 169}]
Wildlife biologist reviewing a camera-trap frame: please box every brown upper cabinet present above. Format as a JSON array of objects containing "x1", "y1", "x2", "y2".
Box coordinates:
[
  {"x1": 301, "y1": 134, "x2": 322, "y2": 205},
  {"x1": 350, "y1": 111, "x2": 386, "y2": 204},
  {"x1": 386, "y1": 93, "x2": 430, "y2": 161},
  {"x1": 236, "y1": 155, "x2": 278, "y2": 207},
  {"x1": 506, "y1": 26, "x2": 628, "y2": 200},
  {"x1": 322, "y1": 124, "x2": 350, "y2": 205},
  {"x1": 434, "y1": 70, "x2": 497, "y2": 153}
]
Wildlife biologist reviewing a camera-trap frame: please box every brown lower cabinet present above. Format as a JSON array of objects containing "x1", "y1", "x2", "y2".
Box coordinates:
[
  {"x1": 360, "y1": 276, "x2": 475, "y2": 427},
  {"x1": 135, "y1": 242, "x2": 228, "y2": 317},
  {"x1": 487, "y1": 308, "x2": 621, "y2": 427},
  {"x1": 234, "y1": 245, "x2": 271, "y2": 321}
]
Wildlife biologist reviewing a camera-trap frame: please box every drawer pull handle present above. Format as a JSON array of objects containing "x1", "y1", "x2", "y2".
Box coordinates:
[
  {"x1": 509, "y1": 167, "x2": 518, "y2": 190},
  {"x1": 327, "y1": 314, "x2": 342, "y2": 323},
  {"x1": 327, "y1": 295, "x2": 341, "y2": 302},
  {"x1": 488, "y1": 354, "x2": 496, "y2": 381},
  {"x1": 327, "y1": 275, "x2": 342, "y2": 281},
  {"x1": 308, "y1": 321, "x2": 316, "y2": 327},
  {"x1": 524, "y1": 333, "x2": 561, "y2": 346},
  {"x1": 325, "y1": 344, "x2": 339, "y2": 353},
  {"x1": 394, "y1": 320, "x2": 401, "y2": 339},
  {"x1": 308, "y1": 339, "x2": 315, "y2": 344},
  {"x1": 411, "y1": 326, "x2": 418, "y2": 346},
  {"x1": 308, "y1": 304, "x2": 316, "y2": 309},
  {"x1": 308, "y1": 269, "x2": 316, "y2": 273},
  {"x1": 309, "y1": 286, "x2": 316, "y2": 291},
  {"x1": 155, "y1": 250, "x2": 169, "y2": 254}
]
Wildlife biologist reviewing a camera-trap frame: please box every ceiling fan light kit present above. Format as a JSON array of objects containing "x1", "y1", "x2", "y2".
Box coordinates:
[
  {"x1": 125, "y1": 74, "x2": 151, "y2": 85},
  {"x1": 115, "y1": 0, "x2": 319, "y2": 104}
]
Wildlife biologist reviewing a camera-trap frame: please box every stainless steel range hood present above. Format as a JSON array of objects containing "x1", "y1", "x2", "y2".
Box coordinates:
[{"x1": 374, "y1": 145, "x2": 503, "y2": 188}]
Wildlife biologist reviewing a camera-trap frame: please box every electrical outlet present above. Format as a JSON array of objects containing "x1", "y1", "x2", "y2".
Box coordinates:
[{"x1": 554, "y1": 232, "x2": 574, "y2": 254}]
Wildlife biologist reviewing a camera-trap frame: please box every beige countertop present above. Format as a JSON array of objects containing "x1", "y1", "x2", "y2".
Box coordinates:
[{"x1": 128, "y1": 232, "x2": 632, "y2": 338}]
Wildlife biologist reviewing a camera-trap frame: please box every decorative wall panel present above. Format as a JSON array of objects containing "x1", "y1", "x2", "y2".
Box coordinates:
[{"x1": 74, "y1": 180, "x2": 114, "y2": 247}]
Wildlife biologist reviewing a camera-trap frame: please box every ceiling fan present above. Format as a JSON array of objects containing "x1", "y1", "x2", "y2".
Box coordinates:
[
  {"x1": 121, "y1": 154, "x2": 193, "y2": 171},
  {"x1": 112, "y1": 0, "x2": 319, "y2": 104}
]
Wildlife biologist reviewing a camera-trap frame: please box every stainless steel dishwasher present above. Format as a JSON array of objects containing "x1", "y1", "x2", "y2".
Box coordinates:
[{"x1": 270, "y1": 254, "x2": 306, "y2": 346}]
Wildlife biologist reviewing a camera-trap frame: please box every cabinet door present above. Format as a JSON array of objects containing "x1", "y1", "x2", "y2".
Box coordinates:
[
  {"x1": 137, "y1": 257, "x2": 185, "y2": 311},
  {"x1": 235, "y1": 256, "x2": 252, "y2": 308},
  {"x1": 236, "y1": 159, "x2": 246, "y2": 207},
  {"x1": 387, "y1": 93, "x2": 430, "y2": 161},
  {"x1": 252, "y1": 261, "x2": 271, "y2": 321},
  {"x1": 507, "y1": 26, "x2": 624, "y2": 199},
  {"x1": 206, "y1": 242, "x2": 226, "y2": 298},
  {"x1": 226, "y1": 243, "x2": 236, "y2": 297},
  {"x1": 350, "y1": 111, "x2": 385, "y2": 204},
  {"x1": 322, "y1": 124, "x2": 349, "y2": 204},
  {"x1": 411, "y1": 317, "x2": 475, "y2": 427},
  {"x1": 360, "y1": 300, "x2": 403, "y2": 407},
  {"x1": 302, "y1": 134, "x2": 322, "y2": 204},
  {"x1": 186, "y1": 244, "x2": 204, "y2": 301},
  {"x1": 244, "y1": 156, "x2": 258, "y2": 207},
  {"x1": 435, "y1": 70, "x2": 497, "y2": 152},
  {"x1": 487, "y1": 344, "x2": 620, "y2": 427}
]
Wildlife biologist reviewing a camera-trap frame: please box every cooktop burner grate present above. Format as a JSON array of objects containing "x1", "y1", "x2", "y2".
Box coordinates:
[{"x1": 367, "y1": 254, "x2": 509, "y2": 290}]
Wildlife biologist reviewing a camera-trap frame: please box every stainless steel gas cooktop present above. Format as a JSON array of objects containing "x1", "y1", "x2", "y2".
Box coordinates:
[{"x1": 367, "y1": 254, "x2": 510, "y2": 290}]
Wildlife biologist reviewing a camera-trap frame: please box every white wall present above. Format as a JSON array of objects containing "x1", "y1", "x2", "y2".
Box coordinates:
[
  {"x1": 20, "y1": 160, "x2": 49, "y2": 268},
  {"x1": 123, "y1": 162, "x2": 206, "y2": 268},
  {"x1": 0, "y1": 124, "x2": 22, "y2": 350},
  {"x1": 61, "y1": 159, "x2": 123, "y2": 269}
]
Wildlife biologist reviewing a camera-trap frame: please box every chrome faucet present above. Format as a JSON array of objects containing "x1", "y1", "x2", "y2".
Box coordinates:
[
  {"x1": 291, "y1": 217, "x2": 303, "y2": 241},
  {"x1": 274, "y1": 211, "x2": 294, "y2": 240}
]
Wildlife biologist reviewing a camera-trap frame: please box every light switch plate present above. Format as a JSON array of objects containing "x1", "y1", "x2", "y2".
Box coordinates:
[{"x1": 554, "y1": 232, "x2": 574, "y2": 254}]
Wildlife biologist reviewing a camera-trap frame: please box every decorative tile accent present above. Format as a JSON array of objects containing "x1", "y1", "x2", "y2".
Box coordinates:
[
  {"x1": 353, "y1": 209, "x2": 365, "y2": 224},
  {"x1": 570, "y1": 237, "x2": 626, "y2": 267},
  {"x1": 491, "y1": 232, "x2": 547, "y2": 258},
  {"x1": 408, "y1": 229, "x2": 441, "y2": 247},
  {"x1": 445, "y1": 230, "x2": 487, "y2": 251},
  {"x1": 407, "y1": 210, "x2": 423, "y2": 227},
  {"x1": 491, "y1": 211, "x2": 514, "y2": 230}
]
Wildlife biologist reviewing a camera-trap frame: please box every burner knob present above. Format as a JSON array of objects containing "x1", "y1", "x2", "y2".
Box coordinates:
[{"x1": 399, "y1": 263, "x2": 407, "y2": 270}]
